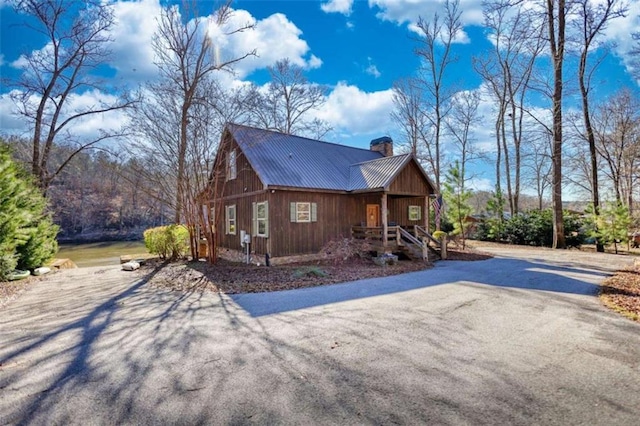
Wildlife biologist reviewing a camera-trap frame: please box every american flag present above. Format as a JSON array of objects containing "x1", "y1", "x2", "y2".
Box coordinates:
[{"x1": 432, "y1": 195, "x2": 444, "y2": 229}]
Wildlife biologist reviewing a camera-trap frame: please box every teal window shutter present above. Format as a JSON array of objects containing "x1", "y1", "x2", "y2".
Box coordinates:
[
  {"x1": 252, "y1": 202, "x2": 257, "y2": 236},
  {"x1": 311, "y1": 203, "x2": 317, "y2": 222},
  {"x1": 290, "y1": 202, "x2": 296, "y2": 222}
]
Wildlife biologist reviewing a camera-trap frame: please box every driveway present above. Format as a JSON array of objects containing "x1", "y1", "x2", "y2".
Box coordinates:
[{"x1": 1, "y1": 246, "x2": 639, "y2": 425}]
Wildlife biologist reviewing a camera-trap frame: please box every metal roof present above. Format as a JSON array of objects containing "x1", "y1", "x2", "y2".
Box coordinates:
[
  {"x1": 227, "y1": 124, "x2": 429, "y2": 192},
  {"x1": 348, "y1": 154, "x2": 412, "y2": 191}
]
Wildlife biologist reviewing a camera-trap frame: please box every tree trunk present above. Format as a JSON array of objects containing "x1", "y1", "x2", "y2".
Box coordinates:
[
  {"x1": 580, "y1": 69, "x2": 603, "y2": 252},
  {"x1": 548, "y1": 0, "x2": 566, "y2": 249}
]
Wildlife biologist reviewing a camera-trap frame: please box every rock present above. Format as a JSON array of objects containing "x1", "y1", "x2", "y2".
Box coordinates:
[
  {"x1": 373, "y1": 254, "x2": 398, "y2": 267},
  {"x1": 49, "y1": 259, "x2": 78, "y2": 269},
  {"x1": 122, "y1": 261, "x2": 140, "y2": 271},
  {"x1": 33, "y1": 267, "x2": 51, "y2": 276}
]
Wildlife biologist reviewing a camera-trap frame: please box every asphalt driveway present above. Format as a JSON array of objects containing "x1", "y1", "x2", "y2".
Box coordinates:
[{"x1": 1, "y1": 246, "x2": 639, "y2": 425}]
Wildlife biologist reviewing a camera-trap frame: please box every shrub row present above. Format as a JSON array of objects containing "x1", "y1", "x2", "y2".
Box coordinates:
[{"x1": 474, "y1": 209, "x2": 584, "y2": 248}]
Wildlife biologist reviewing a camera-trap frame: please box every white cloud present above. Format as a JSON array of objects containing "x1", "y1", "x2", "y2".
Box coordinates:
[
  {"x1": 365, "y1": 57, "x2": 381, "y2": 78},
  {"x1": 316, "y1": 82, "x2": 394, "y2": 135},
  {"x1": 602, "y1": 1, "x2": 640, "y2": 82},
  {"x1": 366, "y1": 64, "x2": 381, "y2": 78},
  {"x1": 10, "y1": 42, "x2": 55, "y2": 70},
  {"x1": 108, "y1": 0, "x2": 162, "y2": 84},
  {"x1": 214, "y1": 9, "x2": 322, "y2": 77},
  {"x1": 321, "y1": 0, "x2": 354, "y2": 15},
  {"x1": 62, "y1": 90, "x2": 129, "y2": 138},
  {"x1": 0, "y1": 89, "x2": 128, "y2": 140},
  {"x1": 308, "y1": 54, "x2": 323, "y2": 69},
  {"x1": 368, "y1": 0, "x2": 484, "y2": 28},
  {"x1": 0, "y1": 91, "x2": 28, "y2": 134},
  {"x1": 106, "y1": 1, "x2": 321, "y2": 83}
]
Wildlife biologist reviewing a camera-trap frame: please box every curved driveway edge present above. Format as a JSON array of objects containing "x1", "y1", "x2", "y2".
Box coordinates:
[{"x1": 1, "y1": 246, "x2": 639, "y2": 425}]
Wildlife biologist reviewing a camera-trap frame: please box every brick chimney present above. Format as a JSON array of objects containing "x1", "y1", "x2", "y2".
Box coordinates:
[{"x1": 370, "y1": 136, "x2": 393, "y2": 157}]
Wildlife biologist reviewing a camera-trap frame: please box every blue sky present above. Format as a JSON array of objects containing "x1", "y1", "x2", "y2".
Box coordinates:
[{"x1": 1, "y1": 0, "x2": 639, "y2": 192}]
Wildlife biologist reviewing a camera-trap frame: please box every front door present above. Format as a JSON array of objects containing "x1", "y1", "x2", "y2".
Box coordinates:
[{"x1": 366, "y1": 204, "x2": 380, "y2": 227}]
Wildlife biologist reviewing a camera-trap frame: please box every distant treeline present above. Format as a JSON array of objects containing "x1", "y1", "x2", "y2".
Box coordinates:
[{"x1": 5, "y1": 137, "x2": 172, "y2": 242}]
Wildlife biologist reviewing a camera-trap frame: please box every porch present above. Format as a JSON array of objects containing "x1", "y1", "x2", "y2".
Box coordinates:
[{"x1": 351, "y1": 225, "x2": 446, "y2": 261}]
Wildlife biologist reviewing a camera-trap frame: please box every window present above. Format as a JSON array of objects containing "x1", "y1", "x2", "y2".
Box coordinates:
[
  {"x1": 408, "y1": 205, "x2": 422, "y2": 221},
  {"x1": 290, "y1": 202, "x2": 317, "y2": 223},
  {"x1": 296, "y1": 202, "x2": 311, "y2": 222},
  {"x1": 225, "y1": 205, "x2": 236, "y2": 234},
  {"x1": 254, "y1": 201, "x2": 268, "y2": 237},
  {"x1": 226, "y1": 149, "x2": 237, "y2": 180}
]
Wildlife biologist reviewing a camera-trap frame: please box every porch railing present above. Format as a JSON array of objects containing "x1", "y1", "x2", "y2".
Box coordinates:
[{"x1": 351, "y1": 225, "x2": 445, "y2": 261}]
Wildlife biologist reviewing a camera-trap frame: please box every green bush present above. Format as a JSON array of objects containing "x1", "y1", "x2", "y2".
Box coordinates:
[
  {"x1": 0, "y1": 144, "x2": 58, "y2": 280},
  {"x1": 16, "y1": 219, "x2": 59, "y2": 270},
  {"x1": 475, "y1": 209, "x2": 584, "y2": 248},
  {"x1": 143, "y1": 224, "x2": 189, "y2": 260}
]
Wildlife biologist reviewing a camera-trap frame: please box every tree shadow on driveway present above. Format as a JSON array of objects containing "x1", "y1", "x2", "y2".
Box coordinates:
[
  {"x1": 0, "y1": 262, "x2": 193, "y2": 425},
  {"x1": 231, "y1": 257, "x2": 614, "y2": 317},
  {"x1": 1, "y1": 255, "x2": 639, "y2": 425}
]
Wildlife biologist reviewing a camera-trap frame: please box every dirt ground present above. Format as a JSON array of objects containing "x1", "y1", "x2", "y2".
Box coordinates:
[
  {"x1": 143, "y1": 248, "x2": 493, "y2": 294},
  {"x1": 0, "y1": 248, "x2": 492, "y2": 304},
  {"x1": 0, "y1": 275, "x2": 50, "y2": 308}
]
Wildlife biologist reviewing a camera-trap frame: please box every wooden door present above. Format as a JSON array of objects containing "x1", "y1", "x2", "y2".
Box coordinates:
[{"x1": 366, "y1": 204, "x2": 380, "y2": 227}]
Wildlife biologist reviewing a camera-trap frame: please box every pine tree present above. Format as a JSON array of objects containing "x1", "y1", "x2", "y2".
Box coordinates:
[
  {"x1": 0, "y1": 144, "x2": 58, "y2": 280},
  {"x1": 443, "y1": 161, "x2": 473, "y2": 249},
  {"x1": 585, "y1": 201, "x2": 632, "y2": 254}
]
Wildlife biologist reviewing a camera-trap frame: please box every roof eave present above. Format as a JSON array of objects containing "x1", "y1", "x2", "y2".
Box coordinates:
[{"x1": 267, "y1": 185, "x2": 349, "y2": 194}]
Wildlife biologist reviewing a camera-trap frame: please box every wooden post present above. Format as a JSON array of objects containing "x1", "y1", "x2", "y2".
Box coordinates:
[
  {"x1": 425, "y1": 195, "x2": 430, "y2": 234},
  {"x1": 441, "y1": 235, "x2": 448, "y2": 260},
  {"x1": 422, "y1": 237, "x2": 428, "y2": 261},
  {"x1": 382, "y1": 192, "x2": 388, "y2": 250}
]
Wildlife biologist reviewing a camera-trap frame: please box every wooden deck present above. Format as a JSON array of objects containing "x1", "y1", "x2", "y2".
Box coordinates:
[{"x1": 351, "y1": 225, "x2": 445, "y2": 261}]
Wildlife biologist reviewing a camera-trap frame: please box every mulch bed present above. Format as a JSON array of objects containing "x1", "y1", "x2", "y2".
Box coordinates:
[
  {"x1": 143, "y1": 257, "x2": 430, "y2": 294},
  {"x1": 601, "y1": 268, "x2": 640, "y2": 322},
  {"x1": 142, "y1": 248, "x2": 493, "y2": 294}
]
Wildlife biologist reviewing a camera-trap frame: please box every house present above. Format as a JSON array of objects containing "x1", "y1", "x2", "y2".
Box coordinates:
[{"x1": 204, "y1": 123, "x2": 438, "y2": 262}]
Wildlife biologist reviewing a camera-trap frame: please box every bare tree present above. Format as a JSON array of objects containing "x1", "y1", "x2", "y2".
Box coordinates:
[
  {"x1": 246, "y1": 58, "x2": 330, "y2": 137},
  {"x1": 9, "y1": 0, "x2": 135, "y2": 193},
  {"x1": 593, "y1": 89, "x2": 640, "y2": 214},
  {"x1": 129, "y1": 1, "x2": 254, "y2": 260},
  {"x1": 414, "y1": 0, "x2": 463, "y2": 190},
  {"x1": 391, "y1": 77, "x2": 428, "y2": 156},
  {"x1": 152, "y1": 0, "x2": 254, "y2": 226},
  {"x1": 444, "y1": 90, "x2": 481, "y2": 190},
  {"x1": 574, "y1": 0, "x2": 627, "y2": 251},
  {"x1": 525, "y1": 130, "x2": 553, "y2": 210},
  {"x1": 475, "y1": 0, "x2": 544, "y2": 215},
  {"x1": 546, "y1": 0, "x2": 569, "y2": 248}
]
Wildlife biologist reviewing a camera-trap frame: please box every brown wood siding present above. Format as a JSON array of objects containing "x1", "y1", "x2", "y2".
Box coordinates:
[
  {"x1": 389, "y1": 196, "x2": 426, "y2": 227},
  {"x1": 388, "y1": 160, "x2": 432, "y2": 196},
  {"x1": 216, "y1": 191, "x2": 428, "y2": 257},
  {"x1": 219, "y1": 137, "x2": 264, "y2": 198},
  {"x1": 265, "y1": 191, "x2": 382, "y2": 256},
  {"x1": 216, "y1": 194, "x2": 268, "y2": 255}
]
